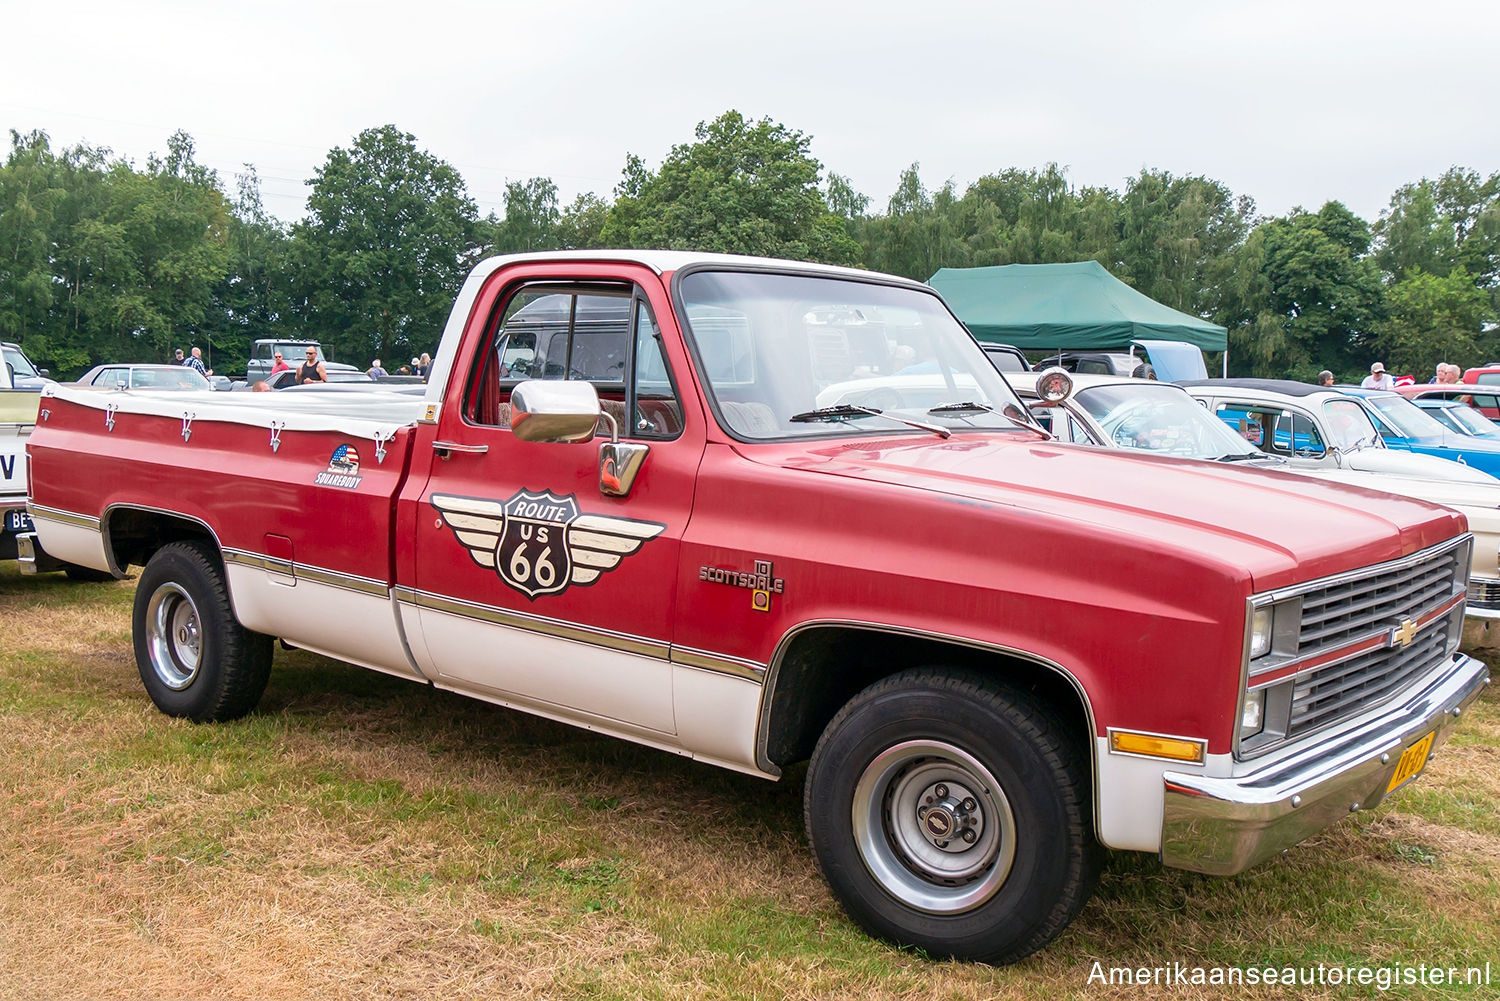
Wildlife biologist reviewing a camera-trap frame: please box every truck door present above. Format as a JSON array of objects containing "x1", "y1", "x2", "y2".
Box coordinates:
[{"x1": 405, "y1": 275, "x2": 699, "y2": 736}]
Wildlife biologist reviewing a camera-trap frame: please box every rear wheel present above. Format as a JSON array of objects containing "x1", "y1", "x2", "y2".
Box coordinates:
[
  {"x1": 132, "y1": 541, "x2": 272, "y2": 722},
  {"x1": 804, "y1": 668, "x2": 1101, "y2": 964}
]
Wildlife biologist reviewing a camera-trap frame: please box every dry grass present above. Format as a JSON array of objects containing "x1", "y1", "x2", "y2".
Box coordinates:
[{"x1": 1, "y1": 566, "x2": 1497, "y2": 1000}]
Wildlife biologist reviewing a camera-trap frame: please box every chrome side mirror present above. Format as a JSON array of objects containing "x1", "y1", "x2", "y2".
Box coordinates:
[
  {"x1": 596, "y1": 408, "x2": 650, "y2": 498},
  {"x1": 509, "y1": 380, "x2": 600, "y2": 444},
  {"x1": 1028, "y1": 366, "x2": 1074, "y2": 408}
]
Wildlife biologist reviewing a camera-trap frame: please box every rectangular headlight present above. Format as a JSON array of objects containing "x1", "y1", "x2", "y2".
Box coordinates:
[
  {"x1": 1239, "y1": 690, "x2": 1266, "y2": 739},
  {"x1": 1249, "y1": 606, "x2": 1273, "y2": 659}
]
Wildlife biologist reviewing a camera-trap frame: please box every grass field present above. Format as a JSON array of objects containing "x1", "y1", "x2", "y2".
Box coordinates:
[{"x1": 1, "y1": 564, "x2": 1497, "y2": 999}]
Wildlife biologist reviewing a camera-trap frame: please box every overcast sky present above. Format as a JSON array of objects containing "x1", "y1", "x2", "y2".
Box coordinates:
[{"x1": 3, "y1": 0, "x2": 1495, "y2": 228}]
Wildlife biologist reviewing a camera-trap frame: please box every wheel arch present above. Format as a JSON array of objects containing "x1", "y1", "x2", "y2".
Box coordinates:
[
  {"x1": 756, "y1": 622, "x2": 1097, "y2": 795},
  {"x1": 102, "y1": 503, "x2": 223, "y2": 576}
]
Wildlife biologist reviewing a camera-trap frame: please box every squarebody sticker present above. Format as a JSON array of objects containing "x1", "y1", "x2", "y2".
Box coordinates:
[
  {"x1": 315, "y1": 444, "x2": 363, "y2": 489},
  {"x1": 432, "y1": 489, "x2": 665, "y2": 600}
]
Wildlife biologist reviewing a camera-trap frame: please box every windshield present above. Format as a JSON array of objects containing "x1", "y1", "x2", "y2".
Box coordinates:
[
  {"x1": 136, "y1": 367, "x2": 212, "y2": 390},
  {"x1": 678, "y1": 271, "x2": 1029, "y2": 439},
  {"x1": 1361, "y1": 393, "x2": 1452, "y2": 438},
  {"x1": 3, "y1": 345, "x2": 38, "y2": 379},
  {"x1": 1074, "y1": 384, "x2": 1260, "y2": 458},
  {"x1": 1436, "y1": 402, "x2": 1500, "y2": 436},
  {"x1": 1322, "y1": 399, "x2": 1381, "y2": 449}
]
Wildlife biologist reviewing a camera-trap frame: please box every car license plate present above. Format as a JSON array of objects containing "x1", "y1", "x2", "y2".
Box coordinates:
[
  {"x1": 1385, "y1": 731, "x2": 1436, "y2": 794},
  {"x1": 3, "y1": 508, "x2": 32, "y2": 533}
]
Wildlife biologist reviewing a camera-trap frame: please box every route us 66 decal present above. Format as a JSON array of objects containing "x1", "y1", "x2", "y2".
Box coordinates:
[{"x1": 431, "y1": 490, "x2": 665, "y2": 600}]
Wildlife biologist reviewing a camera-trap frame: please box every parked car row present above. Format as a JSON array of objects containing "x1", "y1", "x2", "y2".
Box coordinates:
[{"x1": 1011, "y1": 372, "x2": 1500, "y2": 622}]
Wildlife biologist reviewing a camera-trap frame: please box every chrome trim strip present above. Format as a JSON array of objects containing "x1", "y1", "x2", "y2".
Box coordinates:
[
  {"x1": 294, "y1": 562, "x2": 390, "y2": 597},
  {"x1": 757, "y1": 619, "x2": 1100, "y2": 824},
  {"x1": 671, "y1": 646, "x2": 766, "y2": 682},
  {"x1": 27, "y1": 504, "x2": 101, "y2": 531},
  {"x1": 222, "y1": 549, "x2": 294, "y2": 577},
  {"x1": 222, "y1": 550, "x2": 389, "y2": 597},
  {"x1": 402, "y1": 586, "x2": 671, "y2": 661}
]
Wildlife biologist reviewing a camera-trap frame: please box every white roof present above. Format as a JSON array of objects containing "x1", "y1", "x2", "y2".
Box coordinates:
[{"x1": 465, "y1": 250, "x2": 924, "y2": 287}]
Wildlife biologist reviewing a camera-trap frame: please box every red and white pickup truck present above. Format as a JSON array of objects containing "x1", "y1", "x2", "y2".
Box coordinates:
[{"x1": 25, "y1": 251, "x2": 1491, "y2": 963}]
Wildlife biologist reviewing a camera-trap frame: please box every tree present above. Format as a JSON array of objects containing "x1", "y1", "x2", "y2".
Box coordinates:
[
  {"x1": 555, "y1": 192, "x2": 610, "y2": 249},
  {"x1": 1116, "y1": 170, "x2": 1251, "y2": 318},
  {"x1": 289, "y1": 125, "x2": 482, "y2": 366},
  {"x1": 1229, "y1": 202, "x2": 1386, "y2": 378},
  {"x1": 1373, "y1": 267, "x2": 1492, "y2": 373},
  {"x1": 601, "y1": 111, "x2": 861, "y2": 266},
  {"x1": 202, "y1": 166, "x2": 293, "y2": 373},
  {"x1": 494, "y1": 177, "x2": 559, "y2": 254}
]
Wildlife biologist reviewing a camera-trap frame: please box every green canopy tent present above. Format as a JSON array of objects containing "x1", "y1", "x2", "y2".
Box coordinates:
[{"x1": 927, "y1": 262, "x2": 1228, "y2": 368}]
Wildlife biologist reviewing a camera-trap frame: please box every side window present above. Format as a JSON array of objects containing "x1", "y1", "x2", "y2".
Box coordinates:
[
  {"x1": 252, "y1": 343, "x2": 270, "y2": 363},
  {"x1": 1275, "y1": 413, "x2": 1326, "y2": 456},
  {"x1": 1033, "y1": 406, "x2": 1096, "y2": 444},
  {"x1": 467, "y1": 284, "x2": 681, "y2": 440},
  {"x1": 1215, "y1": 404, "x2": 1278, "y2": 452},
  {"x1": 630, "y1": 301, "x2": 683, "y2": 438}
]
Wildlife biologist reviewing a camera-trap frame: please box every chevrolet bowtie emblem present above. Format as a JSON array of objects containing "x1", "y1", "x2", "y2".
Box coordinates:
[{"x1": 1390, "y1": 618, "x2": 1418, "y2": 649}]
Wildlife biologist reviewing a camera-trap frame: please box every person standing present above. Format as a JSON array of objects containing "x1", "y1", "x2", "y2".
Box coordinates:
[
  {"x1": 1360, "y1": 362, "x2": 1395, "y2": 389},
  {"x1": 296, "y1": 347, "x2": 328, "y2": 384},
  {"x1": 418, "y1": 352, "x2": 432, "y2": 382},
  {"x1": 1316, "y1": 370, "x2": 1335, "y2": 386},
  {"x1": 270, "y1": 351, "x2": 291, "y2": 375},
  {"x1": 368, "y1": 358, "x2": 388, "y2": 379},
  {"x1": 173, "y1": 348, "x2": 186, "y2": 365},
  {"x1": 184, "y1": 346, "x2": 208, "y2": 377}
]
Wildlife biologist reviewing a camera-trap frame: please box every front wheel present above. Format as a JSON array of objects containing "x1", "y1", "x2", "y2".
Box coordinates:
[
  {"x1": 804, "y1": 669, "x2": 1101, "y2": 964},
  {"x1": 132, "y1": 541, "x2": 272, "y2": 722}
]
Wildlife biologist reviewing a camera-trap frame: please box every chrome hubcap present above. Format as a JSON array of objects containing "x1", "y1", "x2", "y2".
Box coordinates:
[
  {"x1": 145, "y1": 582, "x2": 202, "y2": 691},
  {"x1": 851, "y1": 740, "x2": 1017, "y2": 914}
]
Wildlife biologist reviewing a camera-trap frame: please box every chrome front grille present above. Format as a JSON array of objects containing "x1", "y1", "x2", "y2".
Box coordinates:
[
  {"x1": 1287, "y1": 625, "x2": 1448, "y2": 739},
  {"x1": 1295, "y1": 547, "x2": 1464, "y2": 659},
  {"x1": 1468, "y1": 577, "x2": 1500, "y2": 610},
  {"x1": 1241, "y1": 537, "x2": 1469, "y2": 760}
]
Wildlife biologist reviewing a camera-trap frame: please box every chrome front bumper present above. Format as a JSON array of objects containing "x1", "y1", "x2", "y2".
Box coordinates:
[
  {"x1": 1160, "y1": 652, "x2": 1490, "y2": 875},
  {"x1": 1466, "y1": 577, "x2": 1500, "y2": 620}
]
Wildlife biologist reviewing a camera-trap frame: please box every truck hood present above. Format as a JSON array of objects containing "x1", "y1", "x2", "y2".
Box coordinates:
[{"x1": 762, "y1": 434, "x2": 1464, "y2": 592}]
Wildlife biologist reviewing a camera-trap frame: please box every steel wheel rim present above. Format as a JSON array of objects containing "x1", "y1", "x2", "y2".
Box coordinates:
[
  {"x1": 851, "y1": 739, "x2": 1017, "y2": 914},
  {"x1": 145, "y1": 582, "x2": 202, "y2": 691}
]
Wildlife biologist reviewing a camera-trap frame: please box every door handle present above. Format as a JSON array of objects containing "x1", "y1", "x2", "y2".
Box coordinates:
[{"x1": 432, "y1": 441, "x2": 489, "y2": 457}]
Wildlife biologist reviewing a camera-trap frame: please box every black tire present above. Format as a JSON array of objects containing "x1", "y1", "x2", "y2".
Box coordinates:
[
  {"x1": 63, "y1": 563, "x2": 115, "y2": 583},
  {"x1": 804, "y1": 668, "x2": 1102, "y2": 964},
  {"x1": 132, "y1": 541, "x2": 273, "y2": 722}
]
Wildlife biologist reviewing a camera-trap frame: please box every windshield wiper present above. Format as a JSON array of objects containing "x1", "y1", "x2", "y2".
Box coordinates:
[
  {"x1": 927, "y1": 401, "x2": 1052, "y2": 438},
  {"x1": 1213, "y1": 452, "x2": 1267, "y2": 462},
  {"x1": 789, "y1": 404, "x2": 951, "y2": 439}
]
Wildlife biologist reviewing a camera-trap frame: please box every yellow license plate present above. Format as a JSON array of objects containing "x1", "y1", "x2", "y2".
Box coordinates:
[{"x1": 1385, "y1": 731, "x2": 1436, "y2": 794}]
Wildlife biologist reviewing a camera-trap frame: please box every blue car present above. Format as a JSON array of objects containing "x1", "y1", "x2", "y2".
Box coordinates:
[{"x1": 1340, "y1": 387, "x2": 1500, "y2": 476}]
